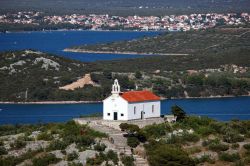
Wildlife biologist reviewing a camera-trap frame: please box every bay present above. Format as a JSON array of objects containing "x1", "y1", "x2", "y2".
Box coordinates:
[{"x1": 0, "y1": 30, "x2": 160, "y2": 62}]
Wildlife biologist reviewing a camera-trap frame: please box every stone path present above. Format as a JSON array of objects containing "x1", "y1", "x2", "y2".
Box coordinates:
[{"x1": 88, "y1": 122, "x2": 149, "y2": 166}]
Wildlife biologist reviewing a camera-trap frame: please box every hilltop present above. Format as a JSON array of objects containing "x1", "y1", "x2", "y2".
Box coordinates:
[{"x1": 1, "y1": 0, "x2": 250, "y2": 16}]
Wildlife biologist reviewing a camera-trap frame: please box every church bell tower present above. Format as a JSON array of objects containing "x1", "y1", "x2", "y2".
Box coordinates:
[{"x1": 112, "y1": 79, "x2": 120, "y2": 96}]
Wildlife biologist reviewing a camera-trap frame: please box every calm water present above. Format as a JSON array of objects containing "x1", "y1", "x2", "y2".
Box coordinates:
[
  {"x1": 0, "y1": 30, "x2": 160, "y2": 62},
  {"x1": 0, "y1": 97, "x2": 249, "y2": 124}
]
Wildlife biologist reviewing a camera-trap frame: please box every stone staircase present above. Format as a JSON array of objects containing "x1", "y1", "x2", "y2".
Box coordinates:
[
  {"x1": 89, "y1": 122, "x2": 149, "y2": 166},
  {"x1": 133, "y1": 154, "x2": 149, "y2": 166}
]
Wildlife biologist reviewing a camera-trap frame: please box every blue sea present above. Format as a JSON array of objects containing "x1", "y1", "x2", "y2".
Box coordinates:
[
  {"x1": 0, "y1": 97, "x2": 250, "y2": 124},
  {"x1": 0, "y1": 30, "x2": 160, "y2": 62}
]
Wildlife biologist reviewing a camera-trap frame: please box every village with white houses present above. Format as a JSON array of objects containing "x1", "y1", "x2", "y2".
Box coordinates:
[{"x1": 0, "y1": 11, "x2": 249, "y2": 31}]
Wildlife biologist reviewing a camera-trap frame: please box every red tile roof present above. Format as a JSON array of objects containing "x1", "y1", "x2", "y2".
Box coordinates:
[{"x1": 121, "y1": 90, "x2": 160, "y2": 102}]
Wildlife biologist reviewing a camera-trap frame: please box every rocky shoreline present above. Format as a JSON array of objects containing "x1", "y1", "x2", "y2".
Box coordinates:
[{"x1": 63, "y1": 48, "x2": 189, "y2": 56}]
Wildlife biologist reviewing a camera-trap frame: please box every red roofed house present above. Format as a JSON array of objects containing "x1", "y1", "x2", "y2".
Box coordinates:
[{"x1": 103, "y1": 79, "x2": 161, "y2": 121}]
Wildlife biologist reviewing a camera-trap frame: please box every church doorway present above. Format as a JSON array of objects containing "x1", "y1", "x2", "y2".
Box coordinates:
[
  {"x1": 141, "y1": 111, "x2": 144, "y2": 119},
  {"x1": 114, "y1": 112, "x2": 118, "y2": 120}
]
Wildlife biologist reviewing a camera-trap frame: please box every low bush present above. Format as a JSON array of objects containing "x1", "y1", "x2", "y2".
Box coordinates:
[
  {"x1": 76, "y1": 136, "x2": 95, "y2": 148},
  {"x1": 231, "y1": 143, "x2": 240, "y2": 149},
  {"x1": 86, "y1": 153, "x2": 105, "y2": 166},
  {"x1": 37, "y1": 132, "x2": 53, "y2": 141},
  {"x1": 10, "y1": 139, "x2": 26, "y2": 150},
  {"x1": 186, "y1": 146, "x2": 202, "y2": 154},
  {"x1": 32, "y1": 153, "x2": 61, "y2": 166},
  {"x1": 223, "y1": 133, "x2": 244, "y2": 143},
  {"x1": 127, "y1": 137, "x2": 140, "y2": 148},
  {"x1": 244, "y1": 156, "x2": 250, "y2": 165},
  {"x1": 202, "y1": 138, "x2": 220, "y2": 147},
  {"x1": 86, "y1": 150, "x2": 118, "y2": 166},
  {"x1": 145, "y1": 141, "x2": 195, "y2": 166},
  {"x1": 120, "y1": 123, "x2": 130, "y2": 131},
  {"x1": 195, "y1": 154, "x2": 215, "y2": 164},
  {"x1": 0, "y1": 146, "x2": 7, "y2": 155},
  {"x1": 142, "y1": 123, "x2": 170, "y2": 139},
  {"x1": 106, "y1": 150, "x2": 118, "y2": 165},
  {"x1": 243, "y1": 144, "x2": 250, "y2": 150},
  {"x1": 208, "y1": 143, "x2": 229, "y2": 152},
  {"x1": 121, "y1": 155, "x2": 135, "y2": 166},
  {"x1": 182, "y1": 133, "x2": 200, "y2": 143},
  {"x1": 219, "y1": 152, "x2": 240, "y2": 162},
  {"x1": 196, "y1": 126, "x2": 215, "y2": 137},
  {"x1": 68, "y1": 162, "x2": 82, "y2": 166},
  {"x1": 47, "y1": 140, "x2": 68, "y2": 151},
  {"x1": 94, "y1": 143, "x2": 106, "y2": 152},
  {"x1": 67, "y1": 151, "x2": 79, "y2": 161}
]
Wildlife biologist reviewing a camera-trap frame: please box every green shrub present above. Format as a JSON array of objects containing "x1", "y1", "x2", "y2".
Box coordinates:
[
  {"x1": 0, "y1": 146, "x2": 7, "y2": 155},
  {"x1": 32, "y1": 153, "x2": 61, "y2": 166},
  {"x1": 121, "y1": 155, "x2": 135, "y2": 166},
  {"x1": 67, "y1": 151, "x2": 79, "y2": 161},
  {"x1": 145, "y1": 141, "x2": 195, "y2": 166},
  {"x1": 219, "y1": 152, "x2": 240, "y2": 162},
  {"x1": 127, "y1": 137, "x2": 140, "y2": 148},
  {"x1": 76, "y1": 136, "x2": 95, "y2": 148},
  {"x1": 68, "y1": 162, "x2": 82, "y2": 166},
  {"x1": 223, "y1": 133, "x2": 244, "y2": 143},
  {"x1": 196, "y1": 126, "x2": 215, "y2": 137},
  {"x1": 243, "y1": 144, "x2": 250, "y2": 150},
  {"x1": 245, "y1": 132, "x2": 250, "y2": 138},
  {"x1": 232, "y1": 143, "x2": 240, "y2": 149},
  {"x1": 195, "y1": 154, "x2": 215, "y2": 164},
  {"x1": 182, "y1": 133, "x2": 200, "y2": 143},
  {"x1": 234, "y1": 160, "x2": 245, "y2": 166},
  {"x1": 106, "y1": 150, "x2": 118, "y2": 165},
  {"x1": 120, "y1": 123, "x2": 129, "y2": 131},
  {"x1": 0, "y1": 140, "x2": 3, "y2": 146},
  {"x1": 87, "y1": 150, "x2": 118, "y2": 165},
  {"x1": 186, "y1": 146, "x2": 202, "y2": 154},
  {"x1": 244, "y1": 156, "x2": 250, "y2": 165},
  {"x1": 37, "y1": 132, "x2": 53, "y2": 141},
  {"x1": 10, "y1": 139, "x2": 26, "y2": 150},
  {"x1": 47, "y1": 140, "x2": 68, "y2": 151},
  {"x1": 142, "y1": 123, "x2": 170, "y2": 139},
  {"x1": 202, "y1": 138, "x2": 220, "y2": 147},
  {"x1": 208, "y1": 143, "x2": 229, "y2": 152},
  {"x1": 94, "y1": 143, "x2": 106, "y2": 152}
]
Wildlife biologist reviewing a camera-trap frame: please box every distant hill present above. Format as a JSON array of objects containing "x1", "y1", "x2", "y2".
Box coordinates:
[
  {"x1": 0, "y1": 50, "x2": 101, "y2": 102},
  {"x1": 1, "y1": 0, "x2": 250, "y2": 15},
  {"x1": 71, "y1": 28, "x2": 250, "y2": 58}
]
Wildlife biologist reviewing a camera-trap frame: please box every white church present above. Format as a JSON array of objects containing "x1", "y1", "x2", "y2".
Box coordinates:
[{"x1": 103, "y1": 79, "x2": 161, "y2": 121}]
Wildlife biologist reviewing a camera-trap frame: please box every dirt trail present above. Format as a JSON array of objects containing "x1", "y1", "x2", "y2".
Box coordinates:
[{"x1": 59, "y1": 74, "x2": 98, "y2": 90}]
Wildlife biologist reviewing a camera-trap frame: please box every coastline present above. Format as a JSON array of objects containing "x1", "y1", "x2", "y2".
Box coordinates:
[
  {"x1": 0, "y1": 29, "x2": 165, "y2": 34},
  {"x1": 63, "y1": 48, "x2": 189, "y2": 56},
  {"x1": 1, "y1": 95, "x2": 249, "y2": 104},
  {"x1": 0, "y1": 101, "x2": 102, "y2": 104}
]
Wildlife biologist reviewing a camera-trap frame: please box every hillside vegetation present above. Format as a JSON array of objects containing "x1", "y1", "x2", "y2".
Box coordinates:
[
  {"x1": 72, "y1": 28, "x2": 250, "y2": 56},
  {"x1": 1, "y1": 0, "x2": 250, "y2": 16},
  {"x1": 0, "y1": 50, "x2": 104, "y2": 102}
]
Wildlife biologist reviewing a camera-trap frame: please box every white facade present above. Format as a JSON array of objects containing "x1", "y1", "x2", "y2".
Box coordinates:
[{"x1": 103, "y1": 79, "x2": 161, "y2": 121}]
